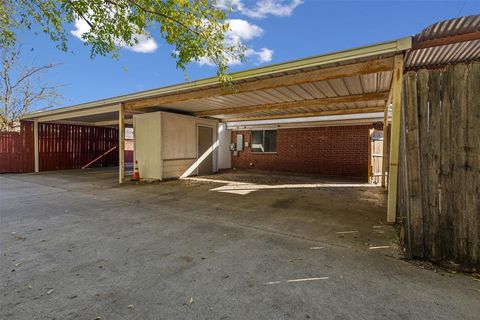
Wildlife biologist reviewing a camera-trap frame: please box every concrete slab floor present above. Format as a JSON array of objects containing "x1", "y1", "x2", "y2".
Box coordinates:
[{"x1": 1, "y1": 169, "x2": 479, "y2": 320}]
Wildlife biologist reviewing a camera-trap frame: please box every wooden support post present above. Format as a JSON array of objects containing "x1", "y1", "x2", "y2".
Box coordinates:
[
  {"x1": 118, "y1": 104, "x2": 125, "y2": 184},
  {"x1": 368, "y1": 129, "x2": 373, "y2": 184},
  {"x1": 34, "y1": 118, "x2": 39, "y2": 172},
  {"x1": 387, "y1": 55, "x2": 404, "y2": 223},
  {"x1": 381, "y1": 102, "x2": 389, "y2": 188}
]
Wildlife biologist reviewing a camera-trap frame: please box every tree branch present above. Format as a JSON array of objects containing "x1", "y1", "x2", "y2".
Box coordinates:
[{"x1": 12, "y1": 63, "x2": 62, "y2": 89}]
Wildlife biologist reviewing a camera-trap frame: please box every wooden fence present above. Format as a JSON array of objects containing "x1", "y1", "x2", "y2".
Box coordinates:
[
  {"x1": 397, "y1": 62, "x2": 479, "y2": 271},
  {"x1": 0, "y1": 122, "x2": 35, "y2": 173},
  {"x1": 370, "y1": 129, "x2": 385, "y2": 185},
  {"x1": 0, "y1": 122, "x2": 118, "y2": 173},
  {"x1": 38, "y1": 122, "x2": 118, "y2": 171}
]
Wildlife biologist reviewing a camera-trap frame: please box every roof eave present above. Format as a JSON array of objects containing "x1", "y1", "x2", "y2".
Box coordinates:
[{"x1": 20, "y1": 37, "x2": 412, "y2": 121}]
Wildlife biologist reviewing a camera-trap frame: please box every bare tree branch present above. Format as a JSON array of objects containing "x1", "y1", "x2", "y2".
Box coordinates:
[
  {"x1": 12, "y1": 63, "x2": 62, "y2": 89},
  {"x1": 0, "y1": 43, "x2": 63, "y2": 131}
]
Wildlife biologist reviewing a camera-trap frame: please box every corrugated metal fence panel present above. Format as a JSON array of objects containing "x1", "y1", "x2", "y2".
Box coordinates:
[
  {"x1": 406, "y1": 40, "x2": 480, "y2": 69},
  {"x1": 413, "y1": 15, "x2": 480, "y2": 43},
  {"x1": 38, "y1": 123, "x2": 118, "y2": 171}
]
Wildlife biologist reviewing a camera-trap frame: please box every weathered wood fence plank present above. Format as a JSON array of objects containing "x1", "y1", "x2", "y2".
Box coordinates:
[
  {"x1": 404, "y1": 71, "x2": 424, "y2": 258},
  {"x1": 400, "y1": 62, "x2": 480, "y2": 270},
  {"x1": 427, "y1": 70, "x2": 441, "y2": 260},
  {"x1": 466, "y1": 63, "x2": 480, "y2": 268},
  {"x1": 452, "y1": 64, "x2": 469, "y2": 265},
  {"x1": 417, "y1": 69, "x2": 430, "y2": 257}
]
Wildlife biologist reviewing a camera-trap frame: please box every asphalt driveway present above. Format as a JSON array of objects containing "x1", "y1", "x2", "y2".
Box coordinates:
[{"x1": 1, "y1": 170, "x2": 479, "y2": 320}]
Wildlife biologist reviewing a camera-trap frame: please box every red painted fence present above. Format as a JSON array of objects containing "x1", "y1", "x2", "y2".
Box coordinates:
[
  {"x1": 0, "y1": 122, "x2": 34, "y2": 173},
  {"x1": 37, "y1": 122, "x2": 118, "y2": 171},
  {"x1": 0, "y1": 121, "x2": 119, "y2": 173}
]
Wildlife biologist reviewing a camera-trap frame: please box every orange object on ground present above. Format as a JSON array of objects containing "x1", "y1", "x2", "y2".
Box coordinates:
[{"x1": 132, "y1": 160, "x2": 140, "y2": 181}]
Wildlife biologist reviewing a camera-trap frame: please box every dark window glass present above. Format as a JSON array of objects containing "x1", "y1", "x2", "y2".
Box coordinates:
[
  {"x1": 264, "y1": 130, "x2": 277, "y2": 152},
  {"x1": 251, "y1": 131, "x2": 264, "y2": 152},
  {"x1": 251, "y1": 130, "x2": 277, "y2": 152}
]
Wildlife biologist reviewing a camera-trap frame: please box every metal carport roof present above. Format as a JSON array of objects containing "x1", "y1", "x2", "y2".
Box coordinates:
[{"x1": 20, "y1": 38, "x2": 411, "y2": 125}]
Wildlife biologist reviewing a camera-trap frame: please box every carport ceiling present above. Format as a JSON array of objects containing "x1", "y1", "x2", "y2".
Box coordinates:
[
  {"x1": 21, "y1": 38, "x2": 411, "y2": 124},
  {"x1": 123, "y1": 50, "x2": 402, "y2": 122},
  {"x1": 154, "y1": 72, "x2": 392, "y2": 121}
]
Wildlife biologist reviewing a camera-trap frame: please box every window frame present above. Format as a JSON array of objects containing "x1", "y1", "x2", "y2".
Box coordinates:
[{"x1": 250, "y1": 129, "x2": 277, "y2": 154}]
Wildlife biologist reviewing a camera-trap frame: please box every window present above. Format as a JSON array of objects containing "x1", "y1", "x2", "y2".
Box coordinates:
[{"x1": 251, "y1": 130, "x2": 277, "y2": 153}]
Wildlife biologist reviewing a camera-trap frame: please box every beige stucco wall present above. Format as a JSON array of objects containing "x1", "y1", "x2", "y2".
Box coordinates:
[
  {"x1": 133, "y1": 112, "x2": 162, "y2": 179},
  {"x1": 134, "y1": 111, "x2": 218, "y2": 180}
]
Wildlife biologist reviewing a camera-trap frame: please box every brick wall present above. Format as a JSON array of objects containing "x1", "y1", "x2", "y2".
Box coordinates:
[{"x1": 231, "y1": 124, "x2": 377, "y2": 179}]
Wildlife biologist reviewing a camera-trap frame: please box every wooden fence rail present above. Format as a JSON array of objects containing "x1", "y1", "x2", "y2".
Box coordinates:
[{"x1": 398, "y1": 62, "x2": 480, "y2": 271}]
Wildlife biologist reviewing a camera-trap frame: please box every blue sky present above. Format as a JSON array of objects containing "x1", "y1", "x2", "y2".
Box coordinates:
[{"x1": 20, "y1": 0, "x2": 480, "y2": 110}]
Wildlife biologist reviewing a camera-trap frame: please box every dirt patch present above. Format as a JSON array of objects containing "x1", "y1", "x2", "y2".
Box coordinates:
[{"x1": 270, "y1": 198, "x2": 296, "y2": 209}]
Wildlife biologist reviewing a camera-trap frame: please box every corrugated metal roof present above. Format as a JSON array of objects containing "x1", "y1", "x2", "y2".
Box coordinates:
[
  {"x1": 406, "y1": 40, "x2": 480, "y2": 68},
  {"x1": 413, "y1": 15, "x2": 480, "y2": 43},
  {"x1": 21, "y1": 38, "x2": 409, "y2": 122},
  {"x1": 161, "y1": 71, "x2": 392, "y2": 119},
  {"x1": 216, "y1": 100, "x2": 385, "y2": 121},
  {"x1": 406, "y1": 15, "x2": 480, "y2": 69},
  {"x1": 226, "y1": 112, "x2": 385, "y2": 130}
]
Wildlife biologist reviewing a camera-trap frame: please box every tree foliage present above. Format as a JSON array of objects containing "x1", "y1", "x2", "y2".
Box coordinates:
[{"x1": 0, "y1": 0, "x2": 243, "y2": 81}]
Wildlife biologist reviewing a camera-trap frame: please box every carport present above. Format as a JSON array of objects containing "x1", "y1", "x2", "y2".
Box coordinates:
[
  {"x1": 19, "y1": 14, "x2": 480, "y2": 230},
  {"x1": 21, "y1": 38, "x2": 411, "y2": 224}
]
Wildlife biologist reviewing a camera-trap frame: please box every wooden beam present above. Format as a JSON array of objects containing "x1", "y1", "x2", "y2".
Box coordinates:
[
  {"x1": 226, "y1": 106, "x2": 384, "y2": 122},
  {"x1": 412, "y1": 31, "x2": 480, "y2": 50},
  {"x1": 194, "y1": 92, "x2": 389, "y2": 117},
  {"x1": 34, "y1": 118, "x2": 39, "y2": 173},
  {"x1": 94, "y1": 119, "x2": 133, "y2": 127},
  {"x1": 125, "y1": 57, "x2": 394, "y2": 110},
  {"x1": 38, "y1": 104, "x2": 120, "y2": 122},
  {"x1": 381, "y1": 92, "x2": 392, "y2": 188},
  {"x1": 387, "y1": 54, "x2": 404, "y2": 223},
  {"x1": 368, "y1": 129, "x2": 373, "y2": 183},
  {"x1": 118, "y1": 104, "x2": 125, "y2": 184}
]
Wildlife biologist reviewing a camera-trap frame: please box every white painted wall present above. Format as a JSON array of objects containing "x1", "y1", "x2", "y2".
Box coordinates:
[
  {"x1": 134, "y1": 111, "x2": 218, "y2": 180},
  {"x1": 217, "y1": 123, "x2": 231, "y2": 170}
]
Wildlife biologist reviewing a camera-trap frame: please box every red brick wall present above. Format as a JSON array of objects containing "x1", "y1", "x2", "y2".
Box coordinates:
[{"x1": 231, "y1": 125, "x2": 375, "y2": 179}]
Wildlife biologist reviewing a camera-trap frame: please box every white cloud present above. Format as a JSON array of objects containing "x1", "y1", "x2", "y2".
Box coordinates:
[
  {"x1": 71, "y1": 19, "x2": 90, "y2": 39},
  {"x1": 226, "y1": 19, "x2": 264, "y2": 42},
  {"x1": 218, "y1": 0, "x2": 303, "y2": 19},
  {"x1": 196, "y1": 48, "x2": 273, "y2": 67},
  {"x1": 71, "y1": 19, "x2": 158, "y2": 53},
  {"x1": 196, "y1": 19, "x2": 273, "y2": 67},
  {"x1": 246, "y1": 47, "x2": 274, "y2": 64},
  {"x1": 128, "y1": 34, "x2": 158, "y2": 53}
]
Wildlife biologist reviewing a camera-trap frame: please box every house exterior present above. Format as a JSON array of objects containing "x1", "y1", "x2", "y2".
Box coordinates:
[
  {"x1": 230, "y1": 124, "x2": 380, "y2": 180},
  {"x1": 9, "y1": 15, "x2": 480, "y2": 270}
]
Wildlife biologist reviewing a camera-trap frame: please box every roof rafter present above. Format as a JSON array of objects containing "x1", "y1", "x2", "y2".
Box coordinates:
[
  {"x1": 225, "y1": 106, "x2": 384, "y2": 122},
  {"x1": 125, "y1": 57, "x2": 394, "y2": 110},
  {"x1": 193, "y1": 92, "x2": 389, "y2": 117}
]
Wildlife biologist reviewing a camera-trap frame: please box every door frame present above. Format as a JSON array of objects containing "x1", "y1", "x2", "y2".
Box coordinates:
[{"x1": 196, "y1": 124, "x2": 215, "y2": 176}]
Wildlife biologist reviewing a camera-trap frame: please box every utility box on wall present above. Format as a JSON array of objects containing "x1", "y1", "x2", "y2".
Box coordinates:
[{"x1": 134, "y1": 111, "x2": 219, "y2": 180}]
